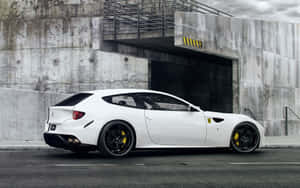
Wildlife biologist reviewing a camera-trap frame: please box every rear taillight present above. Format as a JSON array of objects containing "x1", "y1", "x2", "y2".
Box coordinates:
[{"x1": 72, "y1": 111, "x2": 85, "y2": 120}]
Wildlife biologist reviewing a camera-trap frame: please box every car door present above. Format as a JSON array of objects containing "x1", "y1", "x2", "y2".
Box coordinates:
[{"x1": 138, "y1": 93, "x2": 206, "y2": 146}]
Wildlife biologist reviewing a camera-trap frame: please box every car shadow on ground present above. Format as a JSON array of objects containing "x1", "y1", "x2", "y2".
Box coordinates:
[
  {"x1": 130, "y1": 148, "x2": 264, "y2": 157},
  {"x1": 42, "y1": 148, "x2": 265, "y2": 160}
]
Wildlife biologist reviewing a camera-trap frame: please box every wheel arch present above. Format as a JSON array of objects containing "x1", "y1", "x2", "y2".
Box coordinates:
[{"x1": 97, "y1": 119, "x2": 137, "y2": 149}]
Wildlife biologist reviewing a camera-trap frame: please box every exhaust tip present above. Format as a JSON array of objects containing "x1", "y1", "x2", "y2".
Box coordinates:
[{"x1": 68, "y1": 138, "x2": 73, "y2": 143}]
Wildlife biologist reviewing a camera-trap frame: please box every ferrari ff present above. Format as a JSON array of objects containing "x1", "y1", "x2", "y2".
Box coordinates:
[{"x1": 44, "y1": 89, "x2": 265, "y2": 157}]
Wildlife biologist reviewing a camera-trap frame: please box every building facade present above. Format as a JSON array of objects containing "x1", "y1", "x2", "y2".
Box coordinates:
[{"x1": 0, "y1": 0, "x2": 299, "y2": 141}]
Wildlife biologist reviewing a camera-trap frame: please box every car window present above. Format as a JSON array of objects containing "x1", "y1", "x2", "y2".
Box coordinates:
[
  {"x1": 112, "y1": 95, "x2": 136, "y2": 107},
  {"x1": 55, "y1": 93, "x2": 93, "y2": 106},
  {"x1": 137, "y1": 93, "x2": 189, "y2": 111},
  {"x1": 103, "y1": 94, "x2": 144, "y2": 109}
]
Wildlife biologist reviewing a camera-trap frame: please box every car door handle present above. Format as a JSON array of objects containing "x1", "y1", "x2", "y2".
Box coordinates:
[{"x1": 145, "y1": 116, "x2": 152, "y2": 121}]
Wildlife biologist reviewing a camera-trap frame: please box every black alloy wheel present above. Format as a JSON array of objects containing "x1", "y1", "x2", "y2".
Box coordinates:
[
  {"x1": 231, "y1": 123, "x2": 260, "y2": 153},
  {"x1": 99, "y1": 121, "x2": 135, "y2": 157}
]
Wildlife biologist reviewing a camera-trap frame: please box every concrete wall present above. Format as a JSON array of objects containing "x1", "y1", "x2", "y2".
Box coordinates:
[
  {"x1": 0, "y1": 49, "x2": 148, "y2": 142},
  {"x1": 0, "y1": 1, "x2": 149, "y2": 141},
  {"x1": 0, "y1": 88, "x2": 69, "y2": 141},
  {"x1": 0, "y1": 0, "x2": 153, "y2": 142},
  {"x1": 0, "y1": 48, "x2": 148, "y2": 142},
  {"x1": 0, "y1": 49, "x2": 148, "y2": 93},
  {"x1": 175, "y1": 12, "x2": 300, "y2": 136},
  {"x1": 0, "y1": 16, "x2": 103, "y2": 50},
  {"x1": 0, "y1": 0, "x2": 104, "y2": 20},
  {"x1": 0, "y1": 14, "x2": 148, "y2": 92}
]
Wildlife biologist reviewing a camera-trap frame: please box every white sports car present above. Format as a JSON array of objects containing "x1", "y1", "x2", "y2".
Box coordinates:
[{"x1": 44, "y1": 89, "x2": 265, "y2": 157}]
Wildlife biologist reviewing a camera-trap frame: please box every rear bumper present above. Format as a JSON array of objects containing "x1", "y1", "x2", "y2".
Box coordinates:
[{"x1": 43, "y1": 133, "x2": 97, "y2": 151}]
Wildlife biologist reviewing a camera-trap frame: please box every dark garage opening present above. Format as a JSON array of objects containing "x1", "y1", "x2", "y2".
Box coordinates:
[{"x1": 150, "y1": 57, "x2": 233, "y2": 113}]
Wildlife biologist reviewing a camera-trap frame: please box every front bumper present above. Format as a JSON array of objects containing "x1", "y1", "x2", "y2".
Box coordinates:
[{"x1": 43, "y1": 133, "x2": 97, "y2": 151}]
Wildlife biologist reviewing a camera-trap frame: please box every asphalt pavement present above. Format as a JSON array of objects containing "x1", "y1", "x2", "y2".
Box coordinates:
[{"x1": 1, "y1": 148, "x2": 300, "y2": 188}]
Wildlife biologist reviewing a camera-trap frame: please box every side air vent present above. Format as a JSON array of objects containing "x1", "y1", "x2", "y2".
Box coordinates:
[{"x1": 213, "y1": 118, "x2": 224, "y2": 123}]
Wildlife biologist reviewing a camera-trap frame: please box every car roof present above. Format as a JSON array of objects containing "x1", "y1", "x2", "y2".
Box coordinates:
[
  {"x1": 82, "y1": 89, "x2": 195, "y2": 106},
  {"x1": 82, "y1": 89, "x2": 195, "y2": 107},
  {"x1": 83, "y1": 89, "x2": 194, "y2": 106},
  {"x1": 84, "y1": 89, "x2": 168, "y2": 97}
]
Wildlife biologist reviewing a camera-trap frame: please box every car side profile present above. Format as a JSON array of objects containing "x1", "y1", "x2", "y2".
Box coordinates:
[{"x1": 44, "y1": 89, "x2": 265, "y2": 157}]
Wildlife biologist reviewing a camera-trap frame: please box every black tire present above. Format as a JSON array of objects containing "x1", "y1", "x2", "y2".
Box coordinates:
[
  {"x1": 98, "y1": 121, "x2": 135, "y2": 157},
  {"x1": 230, "y1": 122, "x2": 260, "y2": 153}
]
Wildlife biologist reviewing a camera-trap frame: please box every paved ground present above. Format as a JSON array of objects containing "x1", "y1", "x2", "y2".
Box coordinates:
[{"x1": 1, "y1": 148, "x2": 300, "y2": 188}]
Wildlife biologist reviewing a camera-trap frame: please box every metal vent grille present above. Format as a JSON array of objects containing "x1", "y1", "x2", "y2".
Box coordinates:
[{"x1": 103, "y1": 0, "x2": 232, "y2": 40}]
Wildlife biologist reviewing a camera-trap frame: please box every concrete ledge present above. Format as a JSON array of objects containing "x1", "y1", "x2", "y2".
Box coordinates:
[
  {"x1": 263, "y1": 136, "x2": 300, "y2": 149},
  {"x1": 0, "y1": 141, "x2": 52, "y2": 150},
  {"x1": 263, "y1": 145, "x2": 300, "y2": 149}
]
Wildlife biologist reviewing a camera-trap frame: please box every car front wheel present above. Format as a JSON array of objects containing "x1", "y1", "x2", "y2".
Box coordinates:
[
  {"x1": 231, "y1": 122, "x2": 260, "y2": 153},
  {"x1": 98, "y1": 121, "x2": 135, "y2": 157}
]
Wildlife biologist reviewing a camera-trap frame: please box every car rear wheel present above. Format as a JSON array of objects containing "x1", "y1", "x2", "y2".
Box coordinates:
[
  {"x1": 98, "y1": 121, "x2": 135, "y2": 157},
  {"x1": 231, "y1": 123, "x2": 260, "y2": 153}
]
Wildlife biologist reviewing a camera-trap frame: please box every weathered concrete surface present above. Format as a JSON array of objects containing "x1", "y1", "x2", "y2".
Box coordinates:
[
  {"x1": 175, "y1": 12, "x2": 300, "y2": 136},
  {"x1": 0, "y1": 17, "x2": 102, "y2": 50},
  {"x1": 0, "y1": 49, "x2": 148, "y2": 93},
  {"x1": 0, "y1": 14, "x2": 148, "y2": 92},
  {"x1": 0, "y1": 0, "x2": 146, "y2": 142},
  {"x1": 0, "y1": 0, "x2": 104, "y2": 20},
  {"x1": 0, "y1": 88, "x2": 69, "y2": 141},
  {"x1": 0, "y1": 47, "x2": 147, "y2": 141},
  {"x1": 0, "y1": 47, "x2": 148, "y2": 142}
]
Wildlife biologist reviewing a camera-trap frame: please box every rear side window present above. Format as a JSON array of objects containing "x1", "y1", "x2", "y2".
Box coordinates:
[
  {"x1": 55, "y1": 93, "x2": 93, "y2": 106},
  {"x1": 136, "y1": 93, "x2": 189, "y2": 111},
  {"x1": 103, "y1": 94, "x2": 144, "y2": 109}
]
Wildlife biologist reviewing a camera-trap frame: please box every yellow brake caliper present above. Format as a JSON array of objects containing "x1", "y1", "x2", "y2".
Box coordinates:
[
  {"x1": 121, "y1": 130, "x2": 127, "y2": 144},
  {"x1": 234, "y1": 132, "x2": 239, "y2": 146}
]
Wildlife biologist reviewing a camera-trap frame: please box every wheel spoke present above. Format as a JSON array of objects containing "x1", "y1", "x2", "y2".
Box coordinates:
[
  {"x1": 111, "y1": 129, "x2": 119, "y2": 138},
  {"x1": 239, "y1": 128, "x2": 246, "y2": 136}
]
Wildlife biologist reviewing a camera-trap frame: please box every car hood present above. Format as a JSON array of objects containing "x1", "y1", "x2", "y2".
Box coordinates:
[
  {"x1": 203, "y1": 111, "x2": 256, "y2": 123},
  {"x1": 204, "y1": 111, "x2": 243, "y2": 118}
]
